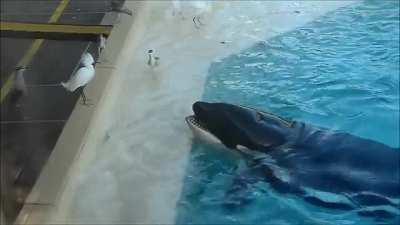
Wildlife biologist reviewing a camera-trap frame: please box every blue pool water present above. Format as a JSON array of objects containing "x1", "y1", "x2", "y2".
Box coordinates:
[{"x1": 176, "y1": 1, "x2": 399, "y2": 225}]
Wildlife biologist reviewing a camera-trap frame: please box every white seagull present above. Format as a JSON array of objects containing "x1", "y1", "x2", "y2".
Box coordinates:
[
  {"x1": 61, "y1": 57, "x2": 95, "y2": 105},
  {"x1": 80, "y1": 52, "x2": 94, "y2": 67},
  {"x1": 11, "y1": 66, "x2": 28, "y2": 101},
  {"x1": 14, "y1": 66, "x2": 28, "y2": 94}
]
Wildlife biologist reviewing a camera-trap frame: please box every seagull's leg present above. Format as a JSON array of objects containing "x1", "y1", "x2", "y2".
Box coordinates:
[
  {"x1": 96, "y1": 50, "x2": 102, "y2": 63},
  {"x1": 81, "y1": 88, "x2": 87, "y2": 105},
  {"x1": 193, "y1": 16, "x2": 200, "y2": 29},
  {"x1": 96, "y1": 48, "x2": 106, "y2": 64},
  {"x1": 13, "y1": 167, "x2": 23, "y2": 183},
  {"x1": 97, "y1": 46, "x2": 102, "y2": 60},
  {"x1": 80, "y1": 88, "x2": 93, "y2": 106}
]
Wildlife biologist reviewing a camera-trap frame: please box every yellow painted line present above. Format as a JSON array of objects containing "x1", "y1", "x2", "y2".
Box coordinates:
[
  {"x1": 1, "y1": 0, "x2": 70, "y2": 103},
  {"x1": 1, "y1": 74, "x2": 15, "y2": 102},
  {"x1": 19, "y1": 39, "x2": 45, "y2": 67},
  {"x1": 1, "y1": 22, "x2": 112, "y2": 36},
  {"x1": 48, "y1": 0, "x2": 70, "y2": 23}
]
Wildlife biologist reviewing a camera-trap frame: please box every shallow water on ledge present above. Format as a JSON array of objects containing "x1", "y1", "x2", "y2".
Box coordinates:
[{"x1": 177, "y1": 1, "x2": 399, "y2": 224}]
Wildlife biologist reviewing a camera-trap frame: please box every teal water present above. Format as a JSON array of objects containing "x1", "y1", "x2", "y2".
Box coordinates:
[{"x1": 176, "y1": 1, "x2": 399, "y2": 224}]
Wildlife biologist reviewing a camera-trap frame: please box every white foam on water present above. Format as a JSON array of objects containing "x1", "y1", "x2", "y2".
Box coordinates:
[{"x1": 47, "y1": 1, "x2": 355, "y2": 224}]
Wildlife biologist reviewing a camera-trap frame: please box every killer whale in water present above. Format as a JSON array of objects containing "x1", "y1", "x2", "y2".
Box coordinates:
[{"x1": 185, "y1": 101, "x2": 400, "y2": 220}]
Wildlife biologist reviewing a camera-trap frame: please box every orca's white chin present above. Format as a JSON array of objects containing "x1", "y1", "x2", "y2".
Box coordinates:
[{"x1": 185, "y1": 115, "x2": 222, "y2": 146}]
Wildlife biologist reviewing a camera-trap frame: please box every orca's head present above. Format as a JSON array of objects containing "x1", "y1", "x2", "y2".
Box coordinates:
[{"x1": 185, "y1": 101, "x2": 294, "y2": 151}]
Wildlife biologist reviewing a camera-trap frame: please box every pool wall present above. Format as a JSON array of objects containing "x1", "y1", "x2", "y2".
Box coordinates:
[{"x1": 17, "y1": 1, "x2": 355, "y2": 224}]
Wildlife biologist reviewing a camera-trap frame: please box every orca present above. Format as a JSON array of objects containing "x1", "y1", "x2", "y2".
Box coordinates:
[{"x1": 185, "y1": 101, "x2": 400, "y2": 220}]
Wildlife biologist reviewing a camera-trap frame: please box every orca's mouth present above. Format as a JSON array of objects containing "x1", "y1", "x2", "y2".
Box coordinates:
[{"x1": 185, "y1": 115, "x2": 210, "y2": 132}]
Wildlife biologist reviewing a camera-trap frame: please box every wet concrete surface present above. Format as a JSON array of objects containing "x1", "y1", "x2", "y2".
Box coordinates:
[{"x1": 1, "y1": 0, "x2": 120, "y2": 223}]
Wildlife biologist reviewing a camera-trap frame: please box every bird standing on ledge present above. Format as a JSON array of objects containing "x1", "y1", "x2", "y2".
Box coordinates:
[
  {"x1": 13, "y1": 66, "x2": 28, "y2": 95},
  {"x1": 147, "y1": 50, "x2": 160, "y2": 68},
  {"x1": 61, "y1": 53, "x2": 96, "y2": 105},
  {"x1": 10, "y1": 66, "x2": 28, "y2": 102}
]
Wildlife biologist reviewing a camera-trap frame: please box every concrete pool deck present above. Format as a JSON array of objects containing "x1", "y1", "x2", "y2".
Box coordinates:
[{"x1": 16, "y1": 1, "x2": 355, "y2": 224}]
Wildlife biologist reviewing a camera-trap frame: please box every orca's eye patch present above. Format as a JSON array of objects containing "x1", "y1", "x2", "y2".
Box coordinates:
[
  {"x1": 237, "y1": 105, "x2": 293, "y2": 128},
  {"x1": 255, "y1": 112, "x2": 263, "y2": 122},
  {"x1": 256, "y1": 111, "x2": 293, "y2": 128}
]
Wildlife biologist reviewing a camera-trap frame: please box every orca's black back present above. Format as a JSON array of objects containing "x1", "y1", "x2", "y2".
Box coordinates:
[{"x1": 273, "y1": 123, "x2": 400, "y2": 197}]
